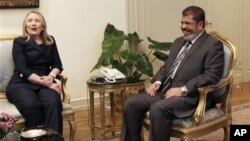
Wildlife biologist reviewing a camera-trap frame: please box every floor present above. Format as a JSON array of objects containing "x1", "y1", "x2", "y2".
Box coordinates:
[{"x1": 63, "y1": 82, "x2": 250, "y2": 141}]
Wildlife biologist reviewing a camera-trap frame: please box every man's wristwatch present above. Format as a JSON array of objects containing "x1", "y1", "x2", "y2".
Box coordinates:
[{"x1": 181, "y1": 86, "x2": 188, "y2": 96}]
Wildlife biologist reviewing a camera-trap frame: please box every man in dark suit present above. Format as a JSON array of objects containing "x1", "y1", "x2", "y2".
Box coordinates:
[{"x1": 120, "y1": 6, "x2": 225, "y2": 141}]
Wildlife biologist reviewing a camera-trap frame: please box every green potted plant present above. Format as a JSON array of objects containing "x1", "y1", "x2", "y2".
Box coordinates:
[{"x1": 91, "y1": 23, "x2": 171, "y2": 84}]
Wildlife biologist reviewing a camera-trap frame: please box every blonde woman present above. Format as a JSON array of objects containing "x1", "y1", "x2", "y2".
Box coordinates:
[{"x1": 6, "y1": 11, "x2": 63, "y2": 134}]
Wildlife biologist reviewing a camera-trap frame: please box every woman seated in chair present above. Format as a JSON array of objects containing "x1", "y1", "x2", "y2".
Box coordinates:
[{"x1": 6, "y1": 10, "x2": 63, "y2": 134}]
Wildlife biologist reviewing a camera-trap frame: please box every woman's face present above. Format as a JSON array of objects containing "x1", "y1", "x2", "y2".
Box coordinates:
[{"x1": 25, "y1": 13, "x2": 44, "y2": 37}]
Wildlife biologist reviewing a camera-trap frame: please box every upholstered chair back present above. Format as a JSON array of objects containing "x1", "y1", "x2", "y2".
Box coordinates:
[
  {"x1": 0, "y1": 36, "x2": 15, "y2": 97},
  {"x1": 0, "y1": 35, "x2": 22, "y2": 118}
]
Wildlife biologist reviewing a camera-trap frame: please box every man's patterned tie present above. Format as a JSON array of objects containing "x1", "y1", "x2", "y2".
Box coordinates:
[{"x1": 160, "y1": 41, "x2": 192, "y2": 98}]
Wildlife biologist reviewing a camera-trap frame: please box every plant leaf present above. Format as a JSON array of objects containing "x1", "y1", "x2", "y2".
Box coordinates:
[
  {"x1": 90, "y1": 23, "x2": 171, "y2": 84},
  {"x1": 136, "y1": 52, "x2": 153, "y2": 77},
  {"x1": 119, "y1": 50, "x2": 137, "y2": 76},
  {"x1": 127, "y1": 71, "x2": 142, "y2": 83},
  {"x1": 91, "y1": 23, "x2": 126, "y2": 72},
  {"x1": 147, "y1": 37, "x2": 171, "y2": 51},
  {"x1": 126, "y1": 32, "x2": 143, "y2": 45},
  {"x1": 153, "y1": 51, "x2": 169, "y2": 62}
]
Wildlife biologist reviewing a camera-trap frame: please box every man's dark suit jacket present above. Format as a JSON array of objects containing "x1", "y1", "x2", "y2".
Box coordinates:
[
  {"x1": 6, "y1": 36, "x2": 63, "y2": 91},
  {"x1": 154, "y1": 31, "x2": 225, "y2": 117}
]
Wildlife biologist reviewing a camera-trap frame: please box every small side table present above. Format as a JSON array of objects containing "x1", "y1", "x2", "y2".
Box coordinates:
[{"x1": 86, "y1": 78, "x2": 126, "y2": 140}]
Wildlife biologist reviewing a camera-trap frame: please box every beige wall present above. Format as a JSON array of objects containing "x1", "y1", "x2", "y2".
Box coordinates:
[
  {"x1": 0, "y1": 0, "x2": 127, "y2": 108},
  {"x1": 1, "y1": 0, "x2": 249, "y2": 108},
  {"x1": 128, "y1": 0, "x2": 250, "y2": 86}
]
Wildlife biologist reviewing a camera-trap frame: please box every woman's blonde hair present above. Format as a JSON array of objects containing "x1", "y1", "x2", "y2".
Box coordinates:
[{"x1": 22, "y1": 10, "x2": 54, "y2": 45}]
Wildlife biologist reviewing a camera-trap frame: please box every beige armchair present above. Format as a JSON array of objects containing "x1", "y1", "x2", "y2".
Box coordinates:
[
  {"x1": 0, "y1": 35, "x2": 76, "y2": 141},
  {"x1": 142, "y1": 31, "x2": 237, "y2": 141}
]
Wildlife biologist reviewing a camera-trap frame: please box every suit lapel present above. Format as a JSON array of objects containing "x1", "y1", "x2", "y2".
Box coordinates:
[
  {"x1": 25, "y1": 39, "x2": 52, "y2": 57},
  {"x1": 175, "y1": 32, "x2": 208, "y2": 75},
  {"x1": 166, "y1": 39, "x2": 186, "y2": 70}
]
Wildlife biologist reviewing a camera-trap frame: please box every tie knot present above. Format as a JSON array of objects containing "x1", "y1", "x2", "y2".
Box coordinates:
[{"x1": 186, "y1": 41, "x2": 192, "y2": 46}]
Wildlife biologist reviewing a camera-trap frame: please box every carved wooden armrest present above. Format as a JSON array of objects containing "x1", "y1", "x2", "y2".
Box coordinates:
[
  {"x1": 57, "y1": 74, "x2": 71, "y2": 103},
  {"x1": 192, "y1": 75, "x2": 232, "y2": 126}
]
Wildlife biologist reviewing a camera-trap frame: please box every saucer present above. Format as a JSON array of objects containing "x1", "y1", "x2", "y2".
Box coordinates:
[{"x1": 20, "y1": 129, "x2": 46, "y2": 138}]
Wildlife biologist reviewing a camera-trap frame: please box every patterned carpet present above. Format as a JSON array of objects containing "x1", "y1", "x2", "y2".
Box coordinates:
[{"x1": 83, "y1": 103, "x2": 250, "y2": 141}]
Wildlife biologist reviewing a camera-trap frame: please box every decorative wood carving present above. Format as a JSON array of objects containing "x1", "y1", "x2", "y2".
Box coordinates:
[{"x1": 0, "y1": 0, "x2": 39, "y2": 8}]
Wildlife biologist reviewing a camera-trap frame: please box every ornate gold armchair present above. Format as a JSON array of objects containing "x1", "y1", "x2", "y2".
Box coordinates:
[
  {"x1": 142, "y1": 31, "x2": 237, "y2": 141},
  {"x1": 0, "y1": 35, "x2": 76, "y2": 141}
]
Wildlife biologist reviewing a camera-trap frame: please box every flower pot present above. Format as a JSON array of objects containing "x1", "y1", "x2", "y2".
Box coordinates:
[
  {"x1": 114, "y1": 81, "x2": 145, "y2": 112},
  {"x1": 125, "y1": 81, "x2": 145, "y2": 99}
]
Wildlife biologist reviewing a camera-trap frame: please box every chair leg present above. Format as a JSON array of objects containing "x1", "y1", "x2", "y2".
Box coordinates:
[
  {"x1": 67, "y1": 114, "x2": 77, "y2": 141},
  {"x1": 181, "y1": 136, "x2": 192, "y2": 141},
  {"x1": 141, "y1": 129, "x2": 145, "y2": 141},
  {"x1": 223, "y1": 126, "x2": 230, "y2": 141}
]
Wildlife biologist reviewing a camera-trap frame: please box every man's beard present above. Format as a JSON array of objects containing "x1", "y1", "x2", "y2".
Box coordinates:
[{"x1": 183, "y1": 33, "x2": 197, "y2": 41}]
